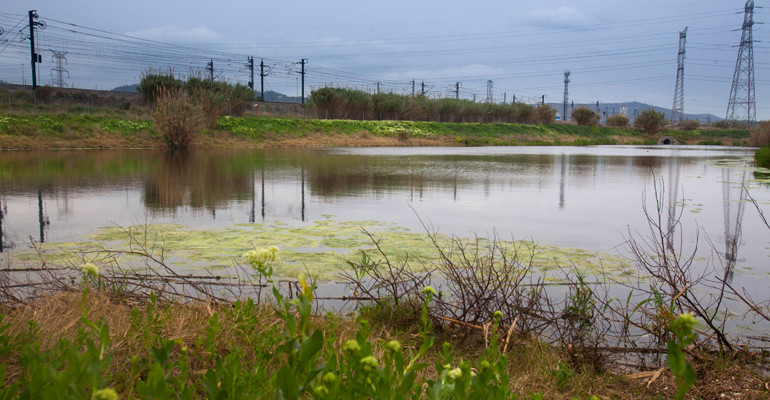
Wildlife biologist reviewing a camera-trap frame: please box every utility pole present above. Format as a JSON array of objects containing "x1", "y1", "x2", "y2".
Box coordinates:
[
  {"x1": 377, "y1": 82, "x2": 380, "y2": 94},
  {"x1": 563, "y1": 70, "x2": 571, "y2": 122},
  {"x1": 726, "y1": 0, "x2": 759, "y2": 126},
  {"x1": 421, "y1": 81, "x2": 425, "y2": 95},
  {"x1": 246, "y1": 57, "x2": 254, "y2": 91},
  {"x1": 513, "y1": 94, "x2": 515, "y2": 104},
  {"x1": 206, "y1": 59, "x2": 214, "y2": 80},
  {"x1": 671, "y1": 27, "x2": 688, "y2": 125},
  {"x1": 260, "y1": 59, "x2": 267, "y2": 101},
  {"x1": 473, "y1": 94, "x2": 476, "y2": 103},
  {"x1": 299, "y1": 59, "x2": 307, "y2": 104},
  {"x1": 541, "y1": 95, "x2": 545, "y2": 106},
  {"x1": 27, "y1": 10, "x2": 45, "y2": 90},
  {"x1": 503, "y1": 92, "x2": 506, "y2": 105},
  {"x1": 411, "y1": 80, "x2": 415, "y2": 96},
  {"x1": 455, "y1": 82, "x2": 461, "y2": 99}
]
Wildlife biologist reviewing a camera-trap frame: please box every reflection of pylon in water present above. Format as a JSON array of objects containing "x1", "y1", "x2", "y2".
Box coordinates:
[
  {"x1": 666, "y1": 157, "x2": 681, "y2": 253},
  {"x1": 722, "y1": 166, "x2": 748, "y2": 273}
]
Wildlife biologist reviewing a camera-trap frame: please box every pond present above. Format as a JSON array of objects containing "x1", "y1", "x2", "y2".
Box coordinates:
[{"x1": 0, "y1": 145, "x2": 768, "y2": 297}]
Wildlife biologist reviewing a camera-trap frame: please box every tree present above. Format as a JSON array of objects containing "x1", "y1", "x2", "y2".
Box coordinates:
[
  {"x1": 634, "y1": 109, "x2": 667, "y2": 135},
  {"x1": 572, "y1": 107, "x2": 599, "y2": 126}
]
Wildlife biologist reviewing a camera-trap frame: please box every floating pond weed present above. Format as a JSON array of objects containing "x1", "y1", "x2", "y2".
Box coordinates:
[{"x1": 9, "y1": 218, "x2": 634, "y2": 281}]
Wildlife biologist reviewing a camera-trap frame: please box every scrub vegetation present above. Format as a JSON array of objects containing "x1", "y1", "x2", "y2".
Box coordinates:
[{"x1": 0, "y1": 87, "x2": 757, "y2": 149}]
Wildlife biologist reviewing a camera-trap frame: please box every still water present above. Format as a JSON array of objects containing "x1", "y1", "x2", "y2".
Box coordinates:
[{"x1": 0, "y1": 146, "x2": 767, "y2": 291}]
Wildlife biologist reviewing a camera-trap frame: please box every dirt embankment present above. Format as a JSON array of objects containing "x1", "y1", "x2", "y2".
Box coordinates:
[{"x1": 0, "y1": 132, "x2": 461, "y2": 150}]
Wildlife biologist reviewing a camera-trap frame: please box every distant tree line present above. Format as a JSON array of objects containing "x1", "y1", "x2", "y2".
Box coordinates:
[{"x1": 307, "y1": 87, "x2": 557, "y2": 124}]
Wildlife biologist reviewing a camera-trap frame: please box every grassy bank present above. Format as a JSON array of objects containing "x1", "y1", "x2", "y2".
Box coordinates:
[
  {"x1": 1, "y1": 286, "x2": 765, "y2": 400},
  {"x1": 0, "y1": 110, "x2": 754, "y2": 150}
]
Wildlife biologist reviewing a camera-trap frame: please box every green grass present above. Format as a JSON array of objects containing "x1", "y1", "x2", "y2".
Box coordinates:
[
  {"x1": 0, "y1": 110, "x2": 753, "y2": 147},
  {"x1": 755, "y1": 146, "x2": 770, "y2": 168}
]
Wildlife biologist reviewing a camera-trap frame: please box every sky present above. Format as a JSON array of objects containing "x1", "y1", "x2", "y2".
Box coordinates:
[{"x1": 1, "y1": 0, "x2": 768, "y2": 119}]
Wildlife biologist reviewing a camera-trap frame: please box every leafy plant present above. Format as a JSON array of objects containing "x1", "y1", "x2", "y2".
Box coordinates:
[
  {"x1": 667, "y1": 313, "x2": 698, "y2": 400},
  {"x1": 551, "y1": 362, "x2": 573, "y2": 389}
]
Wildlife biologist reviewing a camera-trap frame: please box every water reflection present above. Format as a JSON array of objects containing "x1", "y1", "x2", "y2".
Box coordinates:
[
  {"x1": 722, "y1": 163, "x2": 748, "y2": 283},
  {"x1": 0, "y1": 147, "x2": 760, "y2": 257},
  {"x1": 666, "y1": 156, "x2": 681, "y2": 253},
  {"x1": 142, "y1": 151, "x2": 254, "y2": 215}
]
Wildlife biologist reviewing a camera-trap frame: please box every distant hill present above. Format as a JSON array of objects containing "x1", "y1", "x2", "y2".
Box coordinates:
[
  {"x1": 548, "y1": 101, "x2": 722, "y2": 124},
  {"x1": 259, "y1": 90, "x2": 302, "y2": 103},
  {"x1": 111, "y1": 84, "x2": 139, "y2": 93}
]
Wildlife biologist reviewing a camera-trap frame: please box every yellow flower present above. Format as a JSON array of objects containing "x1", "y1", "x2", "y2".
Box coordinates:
[
  {"x1": 299, "y1": 273, "x2": 313, "y2": 302},
  {"x1": 360, "y1": 356, "x2": 379, "y2": 373},
  {"x1": 386, "y1": 340, "x2": 402, "y2": 353},
  {"x1": 421, "y1": 286, "x2": 436, "y2": 296},
  {"x1": 81, "y1": 263, "x2": 99, "y2": 276},
  {"x1": 93, "y1": 388, "x2": 118, "y2": 400}
]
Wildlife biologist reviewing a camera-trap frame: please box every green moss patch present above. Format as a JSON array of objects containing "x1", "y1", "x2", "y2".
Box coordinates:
[{"x1": 12, "y1": 219, "x2": 634, "y2": 281}]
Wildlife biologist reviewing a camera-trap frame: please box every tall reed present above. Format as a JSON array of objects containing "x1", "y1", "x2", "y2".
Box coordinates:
[{"x1": 152, "y1": 86, "x2": 205, "y2": 149}]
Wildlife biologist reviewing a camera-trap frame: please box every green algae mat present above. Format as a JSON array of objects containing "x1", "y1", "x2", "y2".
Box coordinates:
[{"x1": 14, "y1": 218, "x2": 634, "y2": 281}]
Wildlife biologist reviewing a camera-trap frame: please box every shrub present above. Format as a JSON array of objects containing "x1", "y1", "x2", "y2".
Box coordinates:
[
  {"x1": 679, "y1": 119, "x2": 700, "y2": 130},
  {"x1": 572, "y1": 107, "x2": 599, "y2": 126},
  {"x1": 534, "y1": 104, "x2": 556, "y2": 124},
  {"x1": 185, "y1": 76, "x2": 255, "y2": 129},
  {"x1": 755, "y1": 146, "x2": 770, "y2": 168},
  {"x1": 633, "y1": 109, "x2": 667, "y2": 135},
  {"x1": 714, "y1": 120, "x2": 748, "y2": 129},
  {"x1": 35, "y1": 85, "x2": 54, "y2": 102},
  {"x1": 605, "y1": 114, "x2": 629, "y2": 127},
  {"x1": 152, "y1": 87, "x2": 205, "y2": 149},
  {"x1": 138, "y1": 69, "x2": 182, "y2": 107},
  {"x1": 748, "y1": 121, "x2": 770, "y2": 147}
]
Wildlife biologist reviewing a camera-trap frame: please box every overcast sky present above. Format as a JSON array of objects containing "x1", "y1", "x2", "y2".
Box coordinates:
[{"x1": 1, "y1": 0, "x2": 768, "y2": 118}]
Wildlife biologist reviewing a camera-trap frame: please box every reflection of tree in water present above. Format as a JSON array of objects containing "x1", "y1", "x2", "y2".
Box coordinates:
[
  {"x1": 143, "y1": 151, "x2": 254, "y2": 214},
  {"x1": 307, "y1": 153, "x2": 559, "y2": 197}
]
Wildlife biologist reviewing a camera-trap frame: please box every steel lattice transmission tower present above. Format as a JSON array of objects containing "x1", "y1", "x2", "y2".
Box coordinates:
[
  {"x1": 49, "y1": 50, "x2": 69, "y2": 88},
  {"x1": 563, "y1": 70, "x2": 571, "y2": 121},
  {"x1": 486, "y1": 80, "x2": 494, "y2": 103},
  {"x1": 726, "y1": 0, "x2": 758, "y2": 126},
  {"x1": 671, "y1": 27, "x2": 687, "y2": 125}
]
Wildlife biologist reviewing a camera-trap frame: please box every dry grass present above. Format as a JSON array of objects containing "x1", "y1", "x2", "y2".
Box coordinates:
[
  {"x1": 3, "y1": 290, "x2": 766, "y2": 399},
  {"x1": 748, "y1": 121, "x2": 770, "y2": 147}
]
